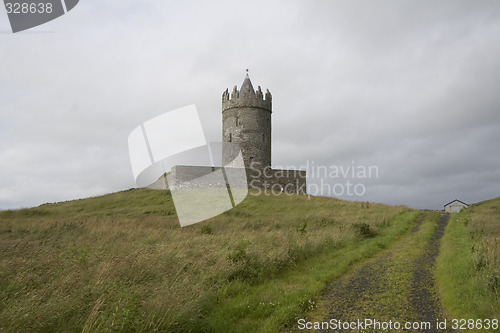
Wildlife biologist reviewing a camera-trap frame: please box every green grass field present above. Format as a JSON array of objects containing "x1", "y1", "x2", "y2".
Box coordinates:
[
  {"x1": 0, "y1": 189, "x2": 415, "y2": 332},
  {"x1": 0, "y1": 189, "x2": 498, "y2": 332},
  {"x1": 437, "y1": 197, "x2": 500, "y2": 326}
]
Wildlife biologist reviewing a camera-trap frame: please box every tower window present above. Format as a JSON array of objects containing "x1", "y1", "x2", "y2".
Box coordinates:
[
  {"x1": 236, "y1": 116, "x2": 239, "y2": 126},
  {"x1": 262, "y1": 133, "x2": 265, "y2": 142},
  {"x1": 229, "y1": 133, "x2": 232, "y2": 142}
]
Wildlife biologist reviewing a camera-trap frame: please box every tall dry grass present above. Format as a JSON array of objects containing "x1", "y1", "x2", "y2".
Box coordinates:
[
  {"x1": 468, "y1": 200, "x2": 500, "y2": 295},
  {"x1": 0, "y1": 189, "x2": 408, "y2": 332}
]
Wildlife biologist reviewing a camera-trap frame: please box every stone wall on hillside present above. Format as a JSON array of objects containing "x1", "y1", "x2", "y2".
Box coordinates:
[{"x1": 147, "y1": 165, "x2": 307, "y2": 194}]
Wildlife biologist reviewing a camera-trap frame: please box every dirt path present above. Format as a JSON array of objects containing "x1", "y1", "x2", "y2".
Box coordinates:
[{"x1": 316, "y1": 213, "x2": 453, "y2": 332}]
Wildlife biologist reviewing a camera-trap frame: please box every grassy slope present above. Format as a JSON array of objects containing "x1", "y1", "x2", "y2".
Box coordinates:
[
  {"x1": 0, "y1": 189, "x2": 416, "y2": 332},
  {"x1": 209, "y1": 209, "x2": 419, "y2": 332},
  {"x1": 436, "y1": 197, "x2": 500, "y2": 327}
]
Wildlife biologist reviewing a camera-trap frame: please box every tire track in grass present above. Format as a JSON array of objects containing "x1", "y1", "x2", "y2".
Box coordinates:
[
  {"x1": 409, "y1": 214, "x2": 450, "y2": 326},
  {"x1": 314, "y1": 213, "x2": 454, "y2": 332}
]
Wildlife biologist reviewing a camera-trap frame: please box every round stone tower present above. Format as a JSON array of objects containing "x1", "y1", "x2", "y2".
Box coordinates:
[{"x1": 222, "y1": 73, "x2": 272, "y2": 169}]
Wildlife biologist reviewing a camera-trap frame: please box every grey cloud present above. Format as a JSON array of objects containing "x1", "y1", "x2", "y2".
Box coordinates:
[{"x1": 1, "y1": 0, "x2": 499, "y2": 210}]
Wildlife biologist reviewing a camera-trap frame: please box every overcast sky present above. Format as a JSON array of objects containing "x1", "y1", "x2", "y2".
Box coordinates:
[{"x1": 1, "y1": 0, "x2": 499, "y2": 210}]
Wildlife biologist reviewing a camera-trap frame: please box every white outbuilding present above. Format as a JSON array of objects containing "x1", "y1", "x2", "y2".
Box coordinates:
[{"x1": 444, "y1": 199, "x2": 469, "y2": 213}]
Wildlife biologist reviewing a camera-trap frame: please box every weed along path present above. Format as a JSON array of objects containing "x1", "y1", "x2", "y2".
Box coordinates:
[{"x1": 311, "y1": 213, "x2": 454, "y2": 332}]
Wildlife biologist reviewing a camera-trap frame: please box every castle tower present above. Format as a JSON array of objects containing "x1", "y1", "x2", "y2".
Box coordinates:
[{"x1": 222, "y1": 73, "x2": 272, "y2": 169}]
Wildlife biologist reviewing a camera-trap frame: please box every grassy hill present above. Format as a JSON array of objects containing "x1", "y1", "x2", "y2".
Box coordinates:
[
  {"x1": 0, "y1": 189, "x2": 418, "y2": 332},
  {"x1": 437, "y1": 197, "x2": 500, "y2": 322}
]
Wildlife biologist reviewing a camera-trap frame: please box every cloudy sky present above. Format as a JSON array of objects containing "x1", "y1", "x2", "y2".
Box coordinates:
[{"x1": 1, "y1": 0, "x2": 499, "y2": 210}]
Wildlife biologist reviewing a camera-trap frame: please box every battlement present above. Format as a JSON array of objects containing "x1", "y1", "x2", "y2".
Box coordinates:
[{"x1": 222, "y1": 84, "x2": 272, "y2": 112}]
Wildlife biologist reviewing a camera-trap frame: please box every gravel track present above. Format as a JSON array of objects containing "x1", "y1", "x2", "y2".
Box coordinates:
[
  {"x1": 318, "y1": 214, "x2": 453, "y2": 332},
  {"x1": 408, "y1": 215, "x2": 450, "y2": 326}
]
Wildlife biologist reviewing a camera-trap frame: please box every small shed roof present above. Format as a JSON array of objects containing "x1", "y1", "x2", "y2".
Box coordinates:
[{"x1": 444, "y1": 199, "x2": 469, "y2": 207}]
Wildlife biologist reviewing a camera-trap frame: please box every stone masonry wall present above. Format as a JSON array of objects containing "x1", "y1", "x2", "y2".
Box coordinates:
[
  {"x1": 222, "y1": 107, "x2": 271, "y2": 169},
  {"x1": 151, "y1": 165, "x2": 307, "y2": 194}
]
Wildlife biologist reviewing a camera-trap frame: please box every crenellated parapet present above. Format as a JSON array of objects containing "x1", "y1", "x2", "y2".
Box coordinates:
[
  {"x1": 222, "y1": 73, "x2": 273, "y2": 169},
  {"x1": 222, "y1": 85, "x2": 272, "y2": 112}
]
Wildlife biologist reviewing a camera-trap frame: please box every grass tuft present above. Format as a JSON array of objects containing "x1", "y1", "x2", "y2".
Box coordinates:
[{"x1": 352, "y1": 222, "x2": 377, "y2": 239}]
